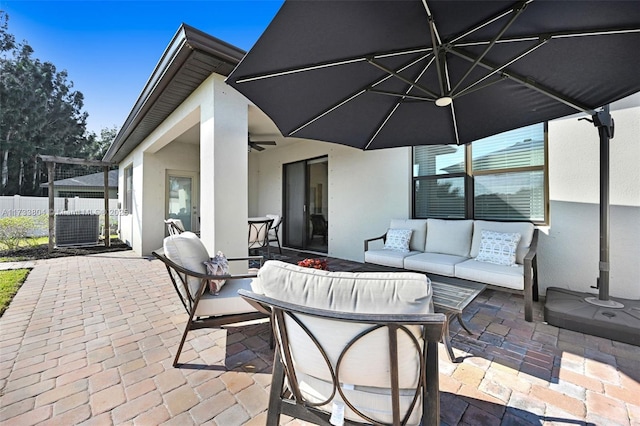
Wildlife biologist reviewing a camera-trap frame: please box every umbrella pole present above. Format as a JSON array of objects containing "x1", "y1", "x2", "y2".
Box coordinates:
[{"x1": 585, "y1": 105, "x2": 624, "y2": 308}]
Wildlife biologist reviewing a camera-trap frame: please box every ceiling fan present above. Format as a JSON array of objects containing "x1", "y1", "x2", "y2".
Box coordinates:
[{"x1": 248, "y1": 134, "x2": 276, "y2": 151}]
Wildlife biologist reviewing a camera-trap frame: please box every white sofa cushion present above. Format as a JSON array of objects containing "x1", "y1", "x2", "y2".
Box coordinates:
[
  {"x1": 455, "y1": 259, "x2": 524, "y2": 291},
  {"x1": 254, "y1": 260, "x2": 432, "y2": 425},
  {"x1": 425, "y1": 219, "x2": 473, "y2": 257},
  {"x1": 475, "y1": 230, "x2": 521, "y2": 266},
  {"x1": 389, "y1": 219, "x2": 428, "y2": 252},
  {"x1": 471, "y1": 220, "x2": 535, "y2": 264},
  {"x1": 365, "y1": 249, "x2": 422, "y2": 268},
  {"x1": 383, "y1": 228, "x2": 412, "y2": 252},
  {"x1": 403, "y1": 252, "x2": 469, "y2": 277}
]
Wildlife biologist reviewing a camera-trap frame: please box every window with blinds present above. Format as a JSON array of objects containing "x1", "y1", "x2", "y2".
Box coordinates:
[{"x1": 413, "y1": 123, "x2": 547, "y2": 223}]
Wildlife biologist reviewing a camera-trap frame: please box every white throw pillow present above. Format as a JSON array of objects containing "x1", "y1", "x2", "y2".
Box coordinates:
[
  {"x1": 383, "y1": 228, "x2": 413, "y2": 253},
  {"x1": 475, "y1": 230, "x2": 521, "y2": 266}
]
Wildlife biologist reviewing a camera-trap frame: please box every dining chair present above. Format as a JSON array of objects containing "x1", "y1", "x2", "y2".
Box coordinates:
[
  {"x1": 265, "y1": 214, "x2": 283, "y2": 254},
  {"x1": 248, "y1": 217, "x2": 274, "y2": 258}
]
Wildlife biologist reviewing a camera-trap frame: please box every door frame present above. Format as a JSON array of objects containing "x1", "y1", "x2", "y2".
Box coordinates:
[
  {"x1": 165, "y1": 170, "x2": 200, "y2": 234},
  {"x1": 282, "y1": 156, "x2": 328, "y2": 252}
]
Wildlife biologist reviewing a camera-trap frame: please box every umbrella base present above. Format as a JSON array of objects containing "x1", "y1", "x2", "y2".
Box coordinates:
[{"x1": 544, "y1": 287, "x2": 640, "y2": 346}]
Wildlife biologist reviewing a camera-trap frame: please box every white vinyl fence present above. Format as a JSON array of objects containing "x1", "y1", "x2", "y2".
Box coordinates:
[{"x1": 0, "y1": 195, "x2": 121, "y2": 238}]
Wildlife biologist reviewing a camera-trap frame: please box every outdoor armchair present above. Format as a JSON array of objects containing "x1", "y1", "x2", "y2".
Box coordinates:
[
  {"x1": 241, "y1": 260, "x2": 446, "y2": 426},
  {"x1": 152, "y1": 231, "x2": 267, "y2": 367}
]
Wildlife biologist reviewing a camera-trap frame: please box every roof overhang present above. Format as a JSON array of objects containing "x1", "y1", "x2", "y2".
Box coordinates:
[{"x1": 103, "y1": 24, "x2": 246, "y2": 163}]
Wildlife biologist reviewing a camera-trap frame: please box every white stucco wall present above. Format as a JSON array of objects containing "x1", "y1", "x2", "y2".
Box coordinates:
[
  {"x1": 249, "y1": 139, "x2": 412, "y2": 262},
  {"x1": 117, "y1": 73, "x2": 250, "y2": 256},
  {"x1": 542, "y1": 97, "x2": 640, "y2": 299}
]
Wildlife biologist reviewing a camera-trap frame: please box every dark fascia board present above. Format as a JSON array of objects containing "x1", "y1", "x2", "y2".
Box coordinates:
[{"x1": 103, "y1": 24, "x2": 246, "y2": 163}]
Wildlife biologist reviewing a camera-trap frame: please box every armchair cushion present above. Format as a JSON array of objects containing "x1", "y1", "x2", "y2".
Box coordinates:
[
  {"x1": 163, "y1": 231, "x2": 208, "y2": 297},
  {"x1": 194, "y1": 278, "x2": 257, "y2": 317},
  {"x1": 253, "y1": 260, "x2": 433, "y2": 314}
]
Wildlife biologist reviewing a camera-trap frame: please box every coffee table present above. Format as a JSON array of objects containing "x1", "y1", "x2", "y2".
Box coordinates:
[{"x1": 430, "y1": 279, "x2": 486, "y2": 362}]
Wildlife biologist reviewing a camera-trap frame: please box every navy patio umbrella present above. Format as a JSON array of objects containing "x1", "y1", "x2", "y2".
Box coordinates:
[{"x1": 227, "y1": 1, "x2": 640, "y2": 339}]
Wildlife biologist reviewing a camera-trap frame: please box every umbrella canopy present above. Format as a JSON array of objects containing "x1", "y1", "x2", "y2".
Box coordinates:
[
  {"x1": 227, "y1": 0, "x2": 640, "y2": 150},
  {"x1": 228, "y1": 1, "x2": 640, "y2": 312}
]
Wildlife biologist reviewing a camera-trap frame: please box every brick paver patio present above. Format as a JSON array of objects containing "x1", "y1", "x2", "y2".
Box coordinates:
[{"x1": 1, "y1": 251, "x2": 639, "y2": 425}]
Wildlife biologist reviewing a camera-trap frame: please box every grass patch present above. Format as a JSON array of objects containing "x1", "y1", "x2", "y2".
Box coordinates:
[
  {"x1": 0, "y1": 269, "x2": 30, "y2": 316},
  {"x1": 0, "y1": 236, "x2": 48, "y2": 251}
]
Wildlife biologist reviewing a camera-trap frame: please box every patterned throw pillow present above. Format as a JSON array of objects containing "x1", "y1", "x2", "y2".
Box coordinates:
[
  {"x1": 475, "y1": 230, "x2": 521, "y2": 266},
  {"x1": 383, "y1": 228, "x2": 413, "y2": 253},
  {"x1": 203, "y1": 251, "x2": 229, "y2": 294}
]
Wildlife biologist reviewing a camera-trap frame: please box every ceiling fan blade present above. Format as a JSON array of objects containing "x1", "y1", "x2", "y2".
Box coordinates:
[{"x1": 249, "y1": 142, "x2": 265, "y2": 151}]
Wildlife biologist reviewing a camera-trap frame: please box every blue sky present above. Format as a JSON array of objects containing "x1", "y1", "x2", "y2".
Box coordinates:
[{"x1": 2, "y1": 0, "x2": 284, "y2": 134}]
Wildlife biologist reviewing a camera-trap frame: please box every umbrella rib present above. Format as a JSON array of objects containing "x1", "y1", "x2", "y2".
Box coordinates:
[
  {"x1": 427, "y1": 16, "x2": 447, "y2": 97},
  {"x1": 450, "y1": 45, "x2": 596, "y2": 115},
  {"x1": 368, "y1": 58, "x2": 439, "y2": 99},
  {"x1": 366, "y1": 59, "x2": 434, "y2": 149},
  {"x1": 450, "y1": 1, "x2": 528, "y2": 95},
  {"x1": 452, "y1": 27, "x2": 640, "y2": 48},
  {"x1": 289, "y1": 54, "x2": 431, "y2": 137},
  {"x1": 449, "y1": 0, "x2": 533, "y2": 45},
  {"x1": 449, "y1": 102, "x2": 461, "y2": 146},
  {"x1": 232, "y1": 47, "x2": 433, "y2": 84},
  {"x1": 364, "y1": 103, "x2": 400, "y2": 150},
  {"x1": 451, "y1": 37, "x2": 548, "y2": 98},
  {"x1": 368, "y1": 89, "x2": 435, "y2": 102}
]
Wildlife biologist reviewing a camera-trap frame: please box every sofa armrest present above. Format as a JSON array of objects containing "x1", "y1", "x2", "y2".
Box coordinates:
[
  {"x1": 364, "y1": 233, "x2": 387, "y2": 252},
  {"x1": 522, "y1": 229, "x2": 539, "y2": 321}
]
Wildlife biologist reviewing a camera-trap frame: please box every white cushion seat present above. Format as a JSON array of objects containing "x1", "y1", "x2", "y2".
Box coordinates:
[
  {"x1": 194, "y1": 278, "x2": 257, "y2": 317},
  {"x1": 455, "y1": 259, "x2": 524, "y2": 291},
  {"x1": 404, "y1": 252, "x2": 469, "y2": 277},
  {"x1": 364, "y1": 249, "x2": 422, "y2": 268}
]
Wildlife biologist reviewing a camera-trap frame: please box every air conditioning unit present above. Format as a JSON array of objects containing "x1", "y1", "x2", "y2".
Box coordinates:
[{"x1": 55, "y1": 214, "x2": 100, "y2": 247}]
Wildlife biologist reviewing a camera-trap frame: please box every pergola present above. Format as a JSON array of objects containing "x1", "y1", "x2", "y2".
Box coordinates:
[{"x1": 37, "y1": 155, "x2": 114, "y2": 252}]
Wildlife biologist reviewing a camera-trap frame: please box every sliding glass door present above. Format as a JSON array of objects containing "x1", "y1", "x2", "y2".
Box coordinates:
[{"x1": 283, "y1": 156, "x2": 328, "y2": 252}]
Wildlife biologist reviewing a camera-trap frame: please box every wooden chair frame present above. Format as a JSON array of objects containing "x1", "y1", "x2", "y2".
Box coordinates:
[
  {"x1": 239, "y1": 290, "x2": 446, "y2": 426},
  {"x1": 152, "y1": 249, "x2": 268, "y2": 367}
]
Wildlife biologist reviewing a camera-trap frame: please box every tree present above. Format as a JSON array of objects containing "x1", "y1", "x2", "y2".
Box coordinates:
[{"x1": 0, "y1": 11, "x2": 110, "y2": 196}]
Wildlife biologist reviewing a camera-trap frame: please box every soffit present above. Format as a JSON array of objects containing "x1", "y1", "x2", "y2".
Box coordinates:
[{"x1": 103, "y1": 24, "x2": 245, "y2": 163}]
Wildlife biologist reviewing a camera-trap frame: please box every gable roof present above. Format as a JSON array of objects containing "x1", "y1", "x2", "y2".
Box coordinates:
[{"x1": 103, "y1": 24, "x2": 245, "y2": 163}]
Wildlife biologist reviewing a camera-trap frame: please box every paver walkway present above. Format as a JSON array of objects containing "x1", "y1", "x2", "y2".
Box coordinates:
[{"x1": 0, "y1": 251, "x2": 639, "y2": 425}]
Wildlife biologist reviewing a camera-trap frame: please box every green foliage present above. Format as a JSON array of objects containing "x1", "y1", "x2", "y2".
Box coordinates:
[
  {"x1": 0, "y1": 216, "x2": 46, "y2": 250},
  {"x1": 0, "y1": 268, "x2": 29, "y2": 316},
  {"x1": 0, "y1": 11, "x2": 117, "y2": 196}
]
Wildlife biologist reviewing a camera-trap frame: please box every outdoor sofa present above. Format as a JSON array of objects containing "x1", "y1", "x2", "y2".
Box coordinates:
[{"x1": 364, "y1": 219, "x2": 539, "y2": 322}]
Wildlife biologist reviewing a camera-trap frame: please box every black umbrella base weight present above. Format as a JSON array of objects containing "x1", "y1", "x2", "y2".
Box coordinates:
[{"x1": 544, "y1": 287, "x2": 640, "y2": 346}]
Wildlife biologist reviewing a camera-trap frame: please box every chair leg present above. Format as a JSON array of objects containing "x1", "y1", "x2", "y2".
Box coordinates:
[
  {"x1": 266, "y1": 352, "x2": 286, "y2": 426},
  {"x1": 173, "y1": 321, "x2": 191, "y2": 367},
  {"x1": 275, "y1": 235, "x2": 282, "y2": 254}
]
